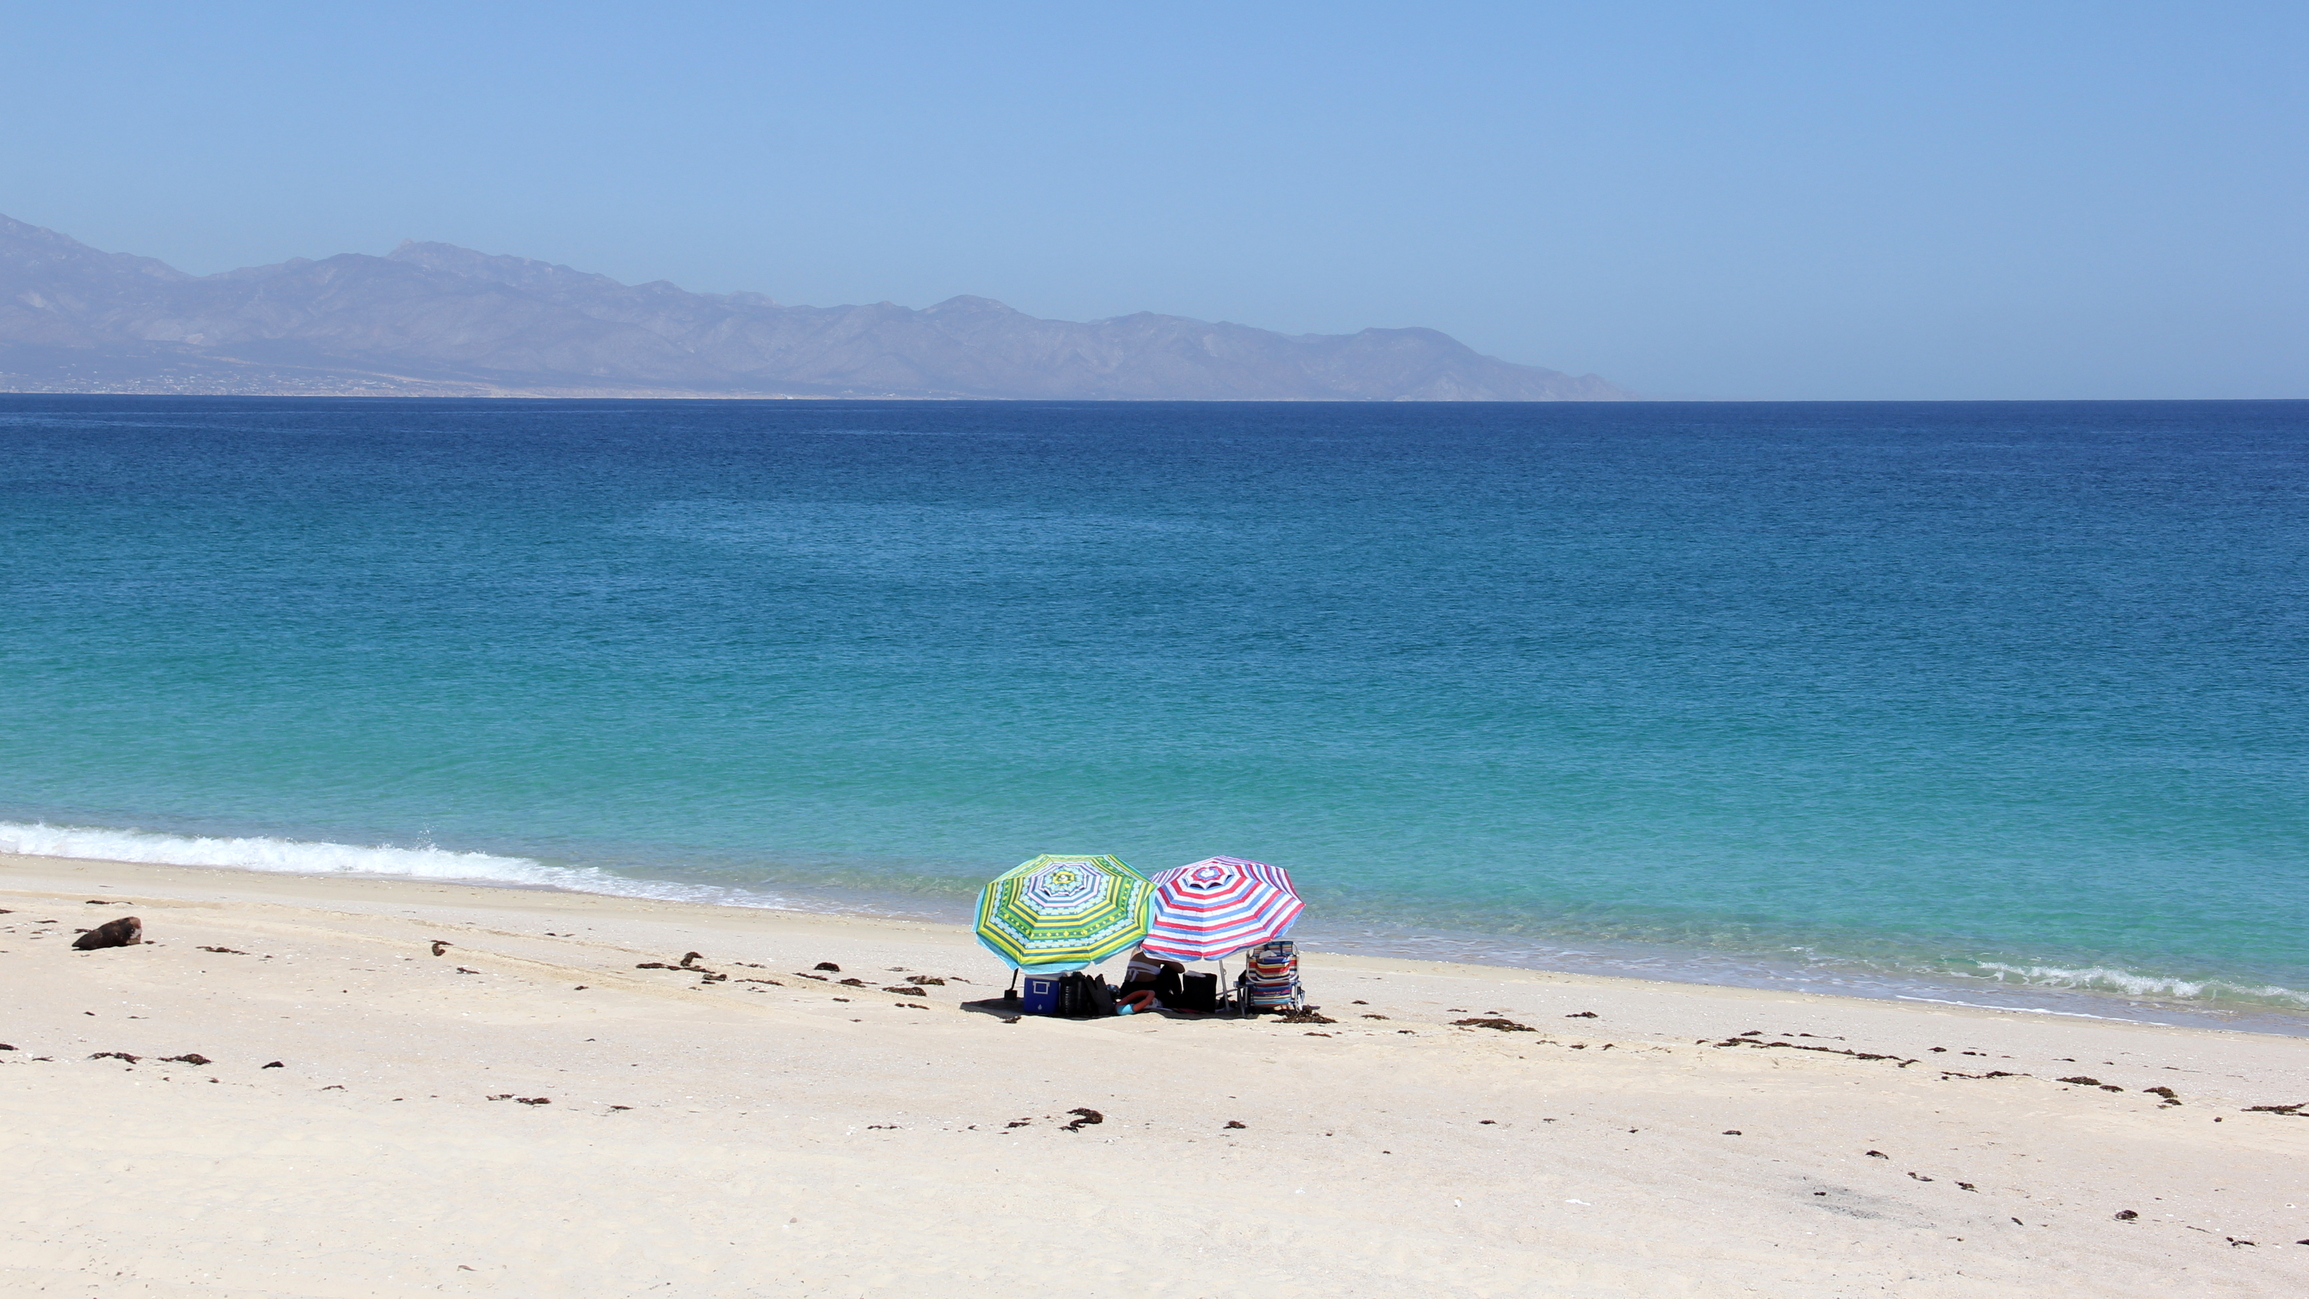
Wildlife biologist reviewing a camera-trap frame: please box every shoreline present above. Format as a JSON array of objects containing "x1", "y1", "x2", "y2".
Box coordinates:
[
  {"x1": 9, "y1": 848, "x2": 2309, "y2": 1296},
  {"x1": 12, "y1": 848, "x2": 2306, "y2": 1079},
  {"x1": 7, "y1": 819, "x2": 2303, "y2": 1038}
]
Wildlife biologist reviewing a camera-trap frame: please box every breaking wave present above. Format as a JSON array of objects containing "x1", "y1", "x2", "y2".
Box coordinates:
[
  {"x1": 1965, "y1": 960, "x2": 2309, "y2": 1011},
  {"x1": 0, "y1": 821, "x2": 800, "y2": 910}
]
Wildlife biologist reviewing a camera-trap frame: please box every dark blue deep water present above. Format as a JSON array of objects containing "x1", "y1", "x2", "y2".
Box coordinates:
[{"x1": 4, "y1": 397, "x2": 2304, "y2": 1026}]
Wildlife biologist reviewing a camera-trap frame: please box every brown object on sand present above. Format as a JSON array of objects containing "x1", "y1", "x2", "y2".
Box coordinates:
[
  {"x1": 431, "y1": 941, "x2": 450, "y2": 956},
  {"x1": 72, "y1": 916, "x2": 142, "y2": 950},
  {"x1": 1275, "y1": 1007, "x2": 1337, "y2": 1024}
]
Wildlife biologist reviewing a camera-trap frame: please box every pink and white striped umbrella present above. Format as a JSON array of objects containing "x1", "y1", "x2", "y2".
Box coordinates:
[{"x1": 1139, "y1": 856, "x2": 1304, "y2": 962}]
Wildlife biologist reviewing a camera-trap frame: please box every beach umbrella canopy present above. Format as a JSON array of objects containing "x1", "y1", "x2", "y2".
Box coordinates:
[
  {"x1": 1140, "y1": 856, "x2": 1304, "y2": 962},
  {"x1": 974, "y1": 854, "x2": 1151, "y2": 973}
]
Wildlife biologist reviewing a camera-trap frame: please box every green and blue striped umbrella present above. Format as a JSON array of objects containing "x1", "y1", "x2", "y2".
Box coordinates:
[{"x1": 974, "y1": 854, "x2": 1151, "y2": 973}]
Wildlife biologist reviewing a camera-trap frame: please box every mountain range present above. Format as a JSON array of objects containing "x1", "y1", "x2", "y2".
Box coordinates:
[{"x1": 0, "y1": 214, "x2": 1631, "y2": 401}]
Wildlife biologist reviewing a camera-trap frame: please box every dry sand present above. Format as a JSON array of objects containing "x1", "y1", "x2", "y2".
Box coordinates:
[{"x1": 4, "y1": 850, "x2": 2307, "y2": 1297}]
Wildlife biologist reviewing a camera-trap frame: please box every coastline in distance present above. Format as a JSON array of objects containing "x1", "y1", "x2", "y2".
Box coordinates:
[{"x1": 0, "y1": 214, "x2": 1632, "y2": 401}]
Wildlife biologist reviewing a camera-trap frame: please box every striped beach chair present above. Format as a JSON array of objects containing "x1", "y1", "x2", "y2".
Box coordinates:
[{"x1": 1236, "y1": 940, "x2": 1303, "y2": 1014}]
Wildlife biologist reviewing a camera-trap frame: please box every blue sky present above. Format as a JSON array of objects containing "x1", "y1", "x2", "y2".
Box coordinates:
[{"x1": 4, "y1": 2, "x2": 2302, "y2": 399}]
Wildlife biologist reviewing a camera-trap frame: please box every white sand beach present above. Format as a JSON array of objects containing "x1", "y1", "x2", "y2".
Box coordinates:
[{"x1": 5, "y1": 851, "x2": 2307, "y2": 1297}]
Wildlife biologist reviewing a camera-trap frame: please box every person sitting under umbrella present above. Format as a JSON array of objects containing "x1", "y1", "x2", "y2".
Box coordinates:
[{"x1": 1118, "y1": 947, "x2": 1185, "y2": 1012}]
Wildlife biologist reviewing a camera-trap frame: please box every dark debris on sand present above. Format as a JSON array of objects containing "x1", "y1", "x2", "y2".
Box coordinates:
[
  {"x1": 72, "y1": 916, "x2": 142, "y2": 950},
  {"x1": 1714, "y1": 1037, "x2": 1917, "y2": 1067}
]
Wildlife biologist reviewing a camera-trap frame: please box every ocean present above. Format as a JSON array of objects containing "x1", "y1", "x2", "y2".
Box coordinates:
[{"x1": 3, "y1": 396, "x2": 2304, "y2": 1030}]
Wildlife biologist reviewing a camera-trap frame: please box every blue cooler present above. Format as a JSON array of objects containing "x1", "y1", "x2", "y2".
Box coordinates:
[{"x1": 1020, "y1": 974, "x2": 1062, "y2": 1015}]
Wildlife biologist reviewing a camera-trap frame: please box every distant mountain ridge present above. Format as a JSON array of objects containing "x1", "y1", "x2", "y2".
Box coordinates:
[{"x1": 0, "y1": 214, "x2": 1632, "y2": 400}]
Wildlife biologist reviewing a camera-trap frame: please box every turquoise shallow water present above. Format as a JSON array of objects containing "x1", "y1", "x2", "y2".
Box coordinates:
[{"x1": 3, "y1": 396, "x2": 2304, "y2": 1027}]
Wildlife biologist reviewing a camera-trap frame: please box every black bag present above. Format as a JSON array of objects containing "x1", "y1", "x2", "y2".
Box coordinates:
[
  {"x1": 1168, "y1": 971, "x2": 1219, "y2": 1012},
  {"x1": 1056, "y1": 971, "x2": 1117, "y2": 1018},
  {"x1": 1133, "y1": 967, "x2": 1182, "y2": 1003}
]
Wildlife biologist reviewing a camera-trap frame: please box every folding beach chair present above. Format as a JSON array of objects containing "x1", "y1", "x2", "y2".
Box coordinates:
[{"x1": 1235, "y1": 940, "x2": 1303, "y2": 1014}]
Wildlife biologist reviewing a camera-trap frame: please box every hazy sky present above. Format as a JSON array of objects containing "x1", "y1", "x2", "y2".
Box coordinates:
[{"x1": 4, "y1": 2, "x2": 2302, "y2": 399}]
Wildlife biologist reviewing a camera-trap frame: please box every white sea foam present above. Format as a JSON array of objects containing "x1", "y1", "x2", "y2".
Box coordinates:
[
  {"x1": 1894, "y1": 996, "x2": 2171, "y2": 1025},
  {"x1": 3, "y1": 821, "x2": 545, "y2": 879},
  {"x1": 1968, "y1": 961, "x2": 2309, "y2": 1009},
  {"x1": 0, "y1": 821, "x2": 799, "y2": 911}
]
